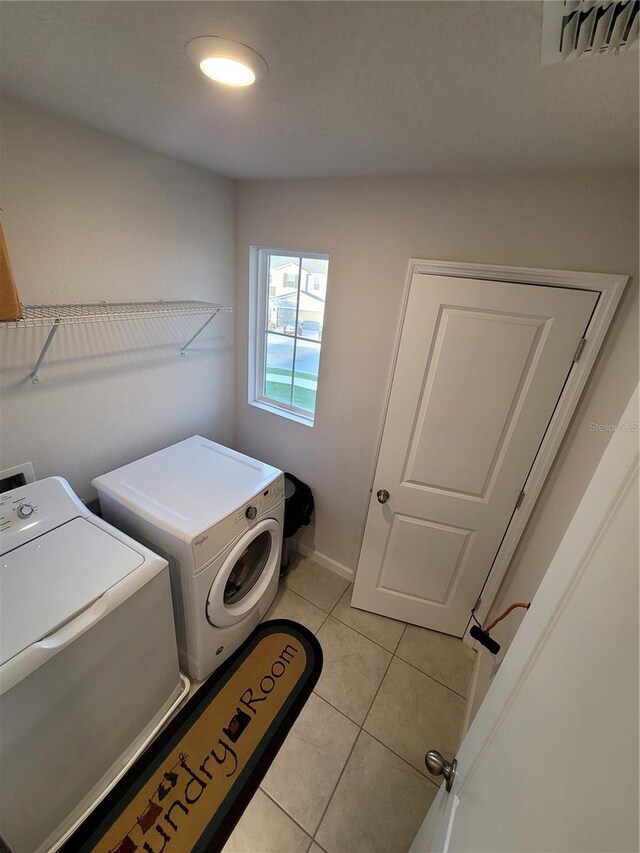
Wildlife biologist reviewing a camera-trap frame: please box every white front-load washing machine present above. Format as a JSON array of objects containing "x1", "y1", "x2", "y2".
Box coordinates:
[{"x1": 92, "y1": 436, "x2": 284, "y2": 681}]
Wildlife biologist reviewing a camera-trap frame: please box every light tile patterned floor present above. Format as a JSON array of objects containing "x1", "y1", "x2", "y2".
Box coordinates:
[{"x1": 223, "y1": 556, "x2": 476, "y2": 853}]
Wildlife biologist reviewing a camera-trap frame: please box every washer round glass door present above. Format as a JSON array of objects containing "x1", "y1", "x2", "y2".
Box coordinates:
[{"x1": 206, "y1": 517, "x2": 281, "y2": 628}]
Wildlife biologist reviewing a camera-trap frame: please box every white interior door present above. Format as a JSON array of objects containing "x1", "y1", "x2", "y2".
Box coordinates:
[
  {"x1": 352, "y1": 272, "x2": 598, "y2": 635},
  {"x1": 410, "y1": 386, "x2": 639, "y2": 853}
]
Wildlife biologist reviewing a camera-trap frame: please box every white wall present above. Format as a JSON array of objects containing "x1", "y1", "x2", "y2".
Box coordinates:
[
  {"x1": 235, "y1": 172, "x2": 639, "y2": 600},
  {"x1": 0, "y1": 96, "x2": 235, "y2": 499}
]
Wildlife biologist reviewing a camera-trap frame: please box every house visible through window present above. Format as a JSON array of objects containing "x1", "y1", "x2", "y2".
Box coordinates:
[{"x1": 250, "y1": 248, "x2": 329, "y2": 425}]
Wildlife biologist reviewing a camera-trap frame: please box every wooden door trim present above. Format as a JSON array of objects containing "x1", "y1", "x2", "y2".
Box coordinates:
[{"x1": 357, "y1": 258, "x2": 628, "y2": 639}]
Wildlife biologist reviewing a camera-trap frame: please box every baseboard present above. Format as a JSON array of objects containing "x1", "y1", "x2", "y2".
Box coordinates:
[{"x1": 290, "y1": 540, "x2": 354, "y2": 582}]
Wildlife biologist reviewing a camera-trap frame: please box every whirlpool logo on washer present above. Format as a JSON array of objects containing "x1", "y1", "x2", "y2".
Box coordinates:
[{"x1": 193, "y1": 533, "x2": 208, "y2": 547}]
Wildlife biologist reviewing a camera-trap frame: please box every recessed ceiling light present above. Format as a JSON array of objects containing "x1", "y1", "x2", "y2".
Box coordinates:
[{"x1": 187, "y1": 37, "x2": 267, "y2": 87}]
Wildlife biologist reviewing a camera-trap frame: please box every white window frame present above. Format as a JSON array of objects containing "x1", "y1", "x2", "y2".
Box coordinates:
[{"x1": 248, "y1": 246, "x2": 329, "y2": 427}]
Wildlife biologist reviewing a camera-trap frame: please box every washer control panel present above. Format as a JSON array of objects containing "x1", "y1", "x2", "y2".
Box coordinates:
[
  {"x1": 0, "y1": 477, "x2": 85, "y2": 554},
  {"x1": 235, "y1": 477, "x2": 284, "y2": 526},
  {"x1": 192, "y1": 474, "x2": 285, "y2": 569}
]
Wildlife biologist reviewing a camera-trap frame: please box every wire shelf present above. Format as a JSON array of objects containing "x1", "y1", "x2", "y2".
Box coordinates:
[
  {"x1": 0, "y1": 300, "x2": 233, "y2": 382},
  {"x1": 0, "y1": 300, "x2": 233, "y2": 329}
]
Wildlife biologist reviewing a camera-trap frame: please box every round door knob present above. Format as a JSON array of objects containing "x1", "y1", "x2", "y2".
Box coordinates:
[
  {"x1": 425, "y1": 750, "x2": 457, "y2": 793},
  {"x1": 17, "y1": 504, "x2": 34, "y2": 519},
  {"x1": 376, "y1": 489, "x2": 390, "y2": 504},
  {"x1": 245, "y1": 505, "x2": 257, "y2": 520}
]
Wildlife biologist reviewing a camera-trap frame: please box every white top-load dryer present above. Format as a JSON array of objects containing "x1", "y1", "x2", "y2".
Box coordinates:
[
  {"x1": 93, "y1": 436, "x2": 284, "y2": 681},
  {"x1": 0, "y1": 477, "x2": 187, "y2": 853}
]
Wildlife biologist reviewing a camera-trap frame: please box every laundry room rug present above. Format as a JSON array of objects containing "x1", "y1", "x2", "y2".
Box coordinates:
[{"x1": 61, "y1": 620, "x2": 322, "y2": 853}]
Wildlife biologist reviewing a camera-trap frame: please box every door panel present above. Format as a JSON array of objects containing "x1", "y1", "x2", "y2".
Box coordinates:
[
  {"x1": 405, "y1": 309, "x2": 545, "y2": 497},
  {"x1": 352, "y1": 273, "x2": 598, "y2": 635},
  {"x1": 379, "y1": 515, "x2": 473, "y2": 605}
]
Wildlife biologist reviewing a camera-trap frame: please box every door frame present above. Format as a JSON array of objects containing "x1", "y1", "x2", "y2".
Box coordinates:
[{"x1": 358, "y1": 258, "x2": 628, "y2": 639}]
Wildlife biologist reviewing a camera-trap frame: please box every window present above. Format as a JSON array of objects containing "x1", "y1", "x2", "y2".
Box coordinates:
[{"x1": 249, "y1": 248, "x2": 329, "y2": 426}]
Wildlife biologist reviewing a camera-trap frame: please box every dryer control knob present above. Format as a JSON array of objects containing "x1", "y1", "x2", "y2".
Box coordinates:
[{"x1": 245, "y1": 505, "x2": 257, "y2": 520}]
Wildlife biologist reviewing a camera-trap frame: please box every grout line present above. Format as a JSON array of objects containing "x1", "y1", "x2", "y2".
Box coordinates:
[
  {"x1": 328, "y1": 611, "x2": 408, "y2": 655},
  {"x1": 360, "y1": 644, "x2": 396, "y2": 726},
  {"x1": 395, "y1": 621, "x2": 409, "y2": 653},
  {"x1": 362, "y1": 728, "x2": 441, "y2": 791},
  {"x1": 259, "y1": 787, "x2": 314, "y2": 842},
  {"x1": 393, "y1": 651, "x2": 471, "y2": 701},
  {"x1": 314, "y1": 611, "x2": 330, "y2": 634},
  {"x1": 309, "y1": 644, "x2": 400, "y2": 840},
  {"x1": 310, "y1": 654, "x2": 441, "y2": 789},
  {"x1": 278, "y1": 578, "x2": 408, "y2": 654},
  {"x1": 285, "y1": 572, "x2": 470, "y2": 698},
  {"x1": 281, "y1": 587, "x2": 468, "y2": 705},
  {"x1": 329, "y1": 583, "x2": 350, "y2": 615},
  {"x1": 312, "y1": 630, "x2": 454, "y2": 788},
  {"x1": 311, "y1": 729, "x2": 362, "y2": 843},
  {"x1": 316, "y1": 595, "x2": 409, "y2": 656},
  {"x1": 310, "y1": 688, "x2": 360, "y2": 729},
  {"x1": 264, "y1": 687, "x2": 360, "y2": 843},
  {"x1": 282, "y1": 579, "x2": 337, "y2": 616}
]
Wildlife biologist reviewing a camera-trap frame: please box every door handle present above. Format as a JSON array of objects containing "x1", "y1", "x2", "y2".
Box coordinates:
[
  {"x1": 377, "y1": 489, "x2": 390, "y2": 504},
  {"x1": 425, "y1": 750, "x2": 457, "y2": 792}
]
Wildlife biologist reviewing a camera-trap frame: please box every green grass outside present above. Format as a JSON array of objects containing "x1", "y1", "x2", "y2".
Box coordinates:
[
  {"x1": 265, "y1": 381, "x2": 317, "y2": 412},
  {"x1": 265, "y1": 365, "x2": 318, "y2": 412}
]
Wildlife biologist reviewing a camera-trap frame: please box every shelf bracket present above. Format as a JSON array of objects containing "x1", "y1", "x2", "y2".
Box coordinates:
[
  {"x1": 180, "y1": 309, "x2": 219, "y2": 357},
  {"x1": 31, "y1": 321, "x2": 60, "y2": 383}
]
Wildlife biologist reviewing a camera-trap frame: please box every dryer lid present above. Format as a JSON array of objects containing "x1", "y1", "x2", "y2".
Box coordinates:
[
  {"x1": 92, "y1": 436, "x2": 282, "y2": 538},
  {"x1": 0, "y1": 518, "x2": 145, "y2": 666}
]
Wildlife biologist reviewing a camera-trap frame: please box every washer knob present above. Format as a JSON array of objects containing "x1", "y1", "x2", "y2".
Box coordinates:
[
  {"x1": 245, "y1": 505, "x2": 257, "y2": 520},
  {"x1": 17, "y1": 504, "x2": 34, "y2": 519}
]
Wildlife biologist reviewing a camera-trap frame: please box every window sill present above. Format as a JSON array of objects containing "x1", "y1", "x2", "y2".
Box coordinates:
[{"x1": 249, "y1": 398, "x2": 315, "y2": 427}]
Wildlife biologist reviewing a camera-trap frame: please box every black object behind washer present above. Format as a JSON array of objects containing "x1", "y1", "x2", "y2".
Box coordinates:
[{"x1": 283, "y1": 473, "x2": 314, "y2": 538}]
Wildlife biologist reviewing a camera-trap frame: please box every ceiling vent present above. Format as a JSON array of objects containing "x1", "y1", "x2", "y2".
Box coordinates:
[{"x1": 541, "y1": 0, "x2": 639, "y2": 63}]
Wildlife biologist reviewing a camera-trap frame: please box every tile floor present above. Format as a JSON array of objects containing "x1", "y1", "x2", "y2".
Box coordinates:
[{"x1": 223, "y1": 556, "x2": 476, "y2": 853}]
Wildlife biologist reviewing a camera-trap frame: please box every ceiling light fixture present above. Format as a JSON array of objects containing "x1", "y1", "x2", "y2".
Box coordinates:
[{"x1": 187, "y1": 37, "x2": 267, "y2": 87}]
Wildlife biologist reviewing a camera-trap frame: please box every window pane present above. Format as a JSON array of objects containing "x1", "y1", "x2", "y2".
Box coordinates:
[
  {"x1": 265, "y1": 332, "x2": 294, "y2": 406},
  {"x1": 293, "y1": 339, "x2": 320, "y2": 412},
  {"x1": 298, "y1": 257, "x2": 327, "y2": 342},
  {"x1": 268, "y1": 292, "x2": 298, "y2": 336},
  {"x1": 268, "y1": 255, "x2": 300, "y2": 336}
]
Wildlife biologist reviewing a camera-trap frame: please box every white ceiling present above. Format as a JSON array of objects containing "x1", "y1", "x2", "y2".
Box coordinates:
[{"x1": 0, "y1": 1, "x2": 637, "y2": 179}]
